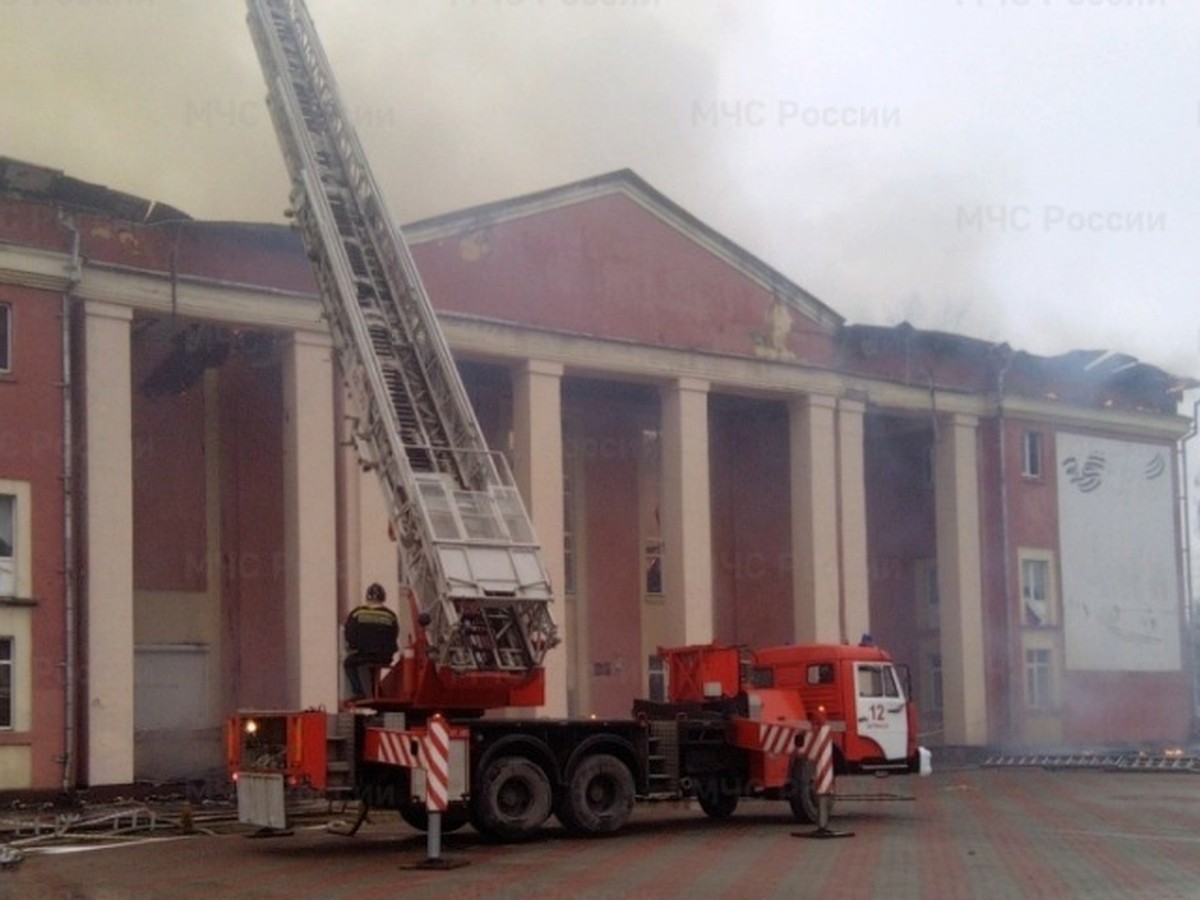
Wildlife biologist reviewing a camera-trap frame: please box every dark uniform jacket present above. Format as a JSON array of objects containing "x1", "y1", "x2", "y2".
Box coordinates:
[{"x1": 343, "y1": 604, "x2": 399, "y2": 663}]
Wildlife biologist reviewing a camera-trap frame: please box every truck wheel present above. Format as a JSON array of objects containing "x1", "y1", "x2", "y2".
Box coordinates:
[
  {"x1": 399, "y1": 803, "x2": 469, "y2": 834},
  {"x1": 787, "y1": 758, "x2": 829, "y2": 824},
  {"x1": 557, "y1": 753, "x2": 635, "y2": 836},
  {"x1": 696, "y1": 779, "x2": 738, "y2": 819},
  {"x1": 472, "y1": 756, "x2": 552, "y2": 842}
]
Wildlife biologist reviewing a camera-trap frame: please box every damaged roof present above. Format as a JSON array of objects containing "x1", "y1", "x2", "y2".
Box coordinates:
[
  {"x1": 0, "y1": 156, "x2": 190, "y2": 225},
  {"x1": 841, "y1": 322, "x2": 1197, "y2": 415}
]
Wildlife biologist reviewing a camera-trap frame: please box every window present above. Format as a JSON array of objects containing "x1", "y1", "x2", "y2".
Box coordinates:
[
  {"x1": 0, "y1": 637, "x2": 10, "y2": 729},
  {"x1": 1025, "y1": 647, "x2": 1053, "y2": 710},
  {"x1": 857, "y1": 664, "x2": 899, "y2": 699},
  {"x1": 0, "y1": 303, "x2": 10, "y2": 373},
  {"x1": 1022, "y1": 559, "x2": 1049, "y2": 625},
  {"x1": 807, "y1": 663, "x2": 835, "y2": 686},
  {"x1": 644, "y1": 539, "x2": 663, "y2": 595},
  {"x1": 915, "y1": 559, "x2": 939, "y2": 630},
  {"x1": 0, "y1": 484, "x2": 31, "y2": 739},
  {"x1": 1019, "y1": 551, "x2": 1056, "y2": 627},
  {"x1": 1022, "y1": 430, "x2": 1043, "y2": 478},
  {"x1": 0, "y1": 495, "x2": 13, "y2": 597},
  {"x1": 640, "y1": 427, "x2": 663, "y2": 597}
]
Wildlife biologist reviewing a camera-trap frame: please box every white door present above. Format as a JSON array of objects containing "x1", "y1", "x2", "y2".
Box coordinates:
[
  {"x1": 854, "y1": 662, "x2": 908, "y2": 760},
  {"x1": 135, "y1": 645, "x2": 210, "y2": 731},
  {"x1": 134, "y1": 645, "x2": 219, "y2": 780}
]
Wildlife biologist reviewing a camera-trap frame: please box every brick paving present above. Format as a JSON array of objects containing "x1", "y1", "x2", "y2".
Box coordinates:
[{"x1": 3, "y1": 767, "x2": 1199, "y2": 899}]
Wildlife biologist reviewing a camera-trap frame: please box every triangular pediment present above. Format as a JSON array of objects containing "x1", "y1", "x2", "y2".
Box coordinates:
[{"x1": 405, "y1": 171, "x2": 841, "y2": 363}]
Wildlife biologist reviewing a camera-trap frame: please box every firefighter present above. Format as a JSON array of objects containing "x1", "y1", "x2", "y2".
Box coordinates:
[{"x1": 343, "y1": 582, "x2": 399, "y2": 699}]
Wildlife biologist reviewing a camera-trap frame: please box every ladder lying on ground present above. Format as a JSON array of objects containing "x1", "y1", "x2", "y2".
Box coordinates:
[
  {"x1": 246, "y1": 0, "x2": 557, "y2": 673},
  {"x1": 984, "y1": 753, "x2": 1200, "y2": 773}
]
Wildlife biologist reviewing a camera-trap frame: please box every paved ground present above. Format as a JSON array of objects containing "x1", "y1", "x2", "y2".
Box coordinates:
[{"x1": 2, "y1": 766, "x2": 1199, "y2": 899}]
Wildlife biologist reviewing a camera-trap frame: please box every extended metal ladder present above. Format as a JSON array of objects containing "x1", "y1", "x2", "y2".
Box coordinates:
[
  {"x1": 246, "y1": 0, "x2": 557, "y2": 672},
  {"x1": 984, "y1": 753, "x2": 1200, "y2": 773}
]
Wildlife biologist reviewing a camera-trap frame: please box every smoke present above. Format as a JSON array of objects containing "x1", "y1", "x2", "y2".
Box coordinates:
[
  {"x1": 782, "y1": 160, "x2": 1017, "y2": 343},
  {"x1": 2, "y1": 0, "x2": 1197, "y2": 376},
  {"x1": 0, "y1": 1, "x2": 726, "y2": 227},
  {"x1": 306, "y1": 0, "x2": 727, "y2": 225}
]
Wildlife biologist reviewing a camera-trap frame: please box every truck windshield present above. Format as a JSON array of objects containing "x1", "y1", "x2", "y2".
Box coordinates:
[{"x1": 856, "y1": 664, "x2": 900, "y2": 699}]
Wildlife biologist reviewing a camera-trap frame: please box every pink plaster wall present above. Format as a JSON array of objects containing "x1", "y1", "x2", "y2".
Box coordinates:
[
  {"x1": 219, "y1": 357, "x2": 286, "y2": 711},
  {"x1": 411, "y1": 192, "x2": 837, "y2": 364},
  {"x1": 710, "y1": 398, "x2": 793, "y2": 647},
  {"x1": 0, "y1": 282, "x2": 67, "y2": 788},
  {"x1": 130, "y1": 331, "x2": 207, "y2": 592},
  {"x1": 863, "y1": 417, "x2": 936, "y2": 696},
  {"x1": 0, "y1": 200, "x2": 72, "y2": 255},
  {"x1": 567, "y1": 382, "x2": 651, "y2": 718}
]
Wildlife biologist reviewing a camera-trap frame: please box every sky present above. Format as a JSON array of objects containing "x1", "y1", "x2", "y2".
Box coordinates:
[{"x1": 2, "y1": 0, "x2": 1199, "y2": 383}]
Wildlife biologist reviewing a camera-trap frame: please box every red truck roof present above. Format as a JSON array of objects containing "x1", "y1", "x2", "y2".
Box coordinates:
[{"x1": 752, "y1": 643, "x2": 895, "y2": 667}]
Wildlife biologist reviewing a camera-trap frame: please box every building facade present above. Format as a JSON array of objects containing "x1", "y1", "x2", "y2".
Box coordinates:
[{"x1": 0, "y1": 157, "x2": 1194, "y2": 790}]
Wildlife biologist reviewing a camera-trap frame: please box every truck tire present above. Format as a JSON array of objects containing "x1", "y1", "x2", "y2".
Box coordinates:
[
  {"x1": 471, "y1": 756, "x2": 552, "y2": 842},
  {"x1": 787, "y1": 757, "x2": 830, "y2": 824},
  {"x1": 696, "y1": 778, "x2": 739, "y2": 819},
  {"x1": 556, "y1": 753, "x2": 635, "y2": 836},
  {"x1": 399, "y1": 803, "x2": 469, "y2": 834}
]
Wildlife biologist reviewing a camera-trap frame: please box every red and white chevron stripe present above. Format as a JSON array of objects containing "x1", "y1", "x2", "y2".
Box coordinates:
[
  {"x1": 758, "y1": 722, "x2": 807, "y2": 756},
  {"x1": 370, "y1": 716, "x2": 451, "y2": 812},
  {"x1": 809, "y1": 722, "x2": 834, "y2": 796},
  {"x1": 373, "y1": 729, "x2": 421, "y2": 768},
  {"x1": 424, "y1": 715, "x2": 450, "y2": 812}
]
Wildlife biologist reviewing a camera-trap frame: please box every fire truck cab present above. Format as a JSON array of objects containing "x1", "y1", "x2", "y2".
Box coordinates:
[{"x1": 751, "y1": 641, "x2": 926, "y2": 775}]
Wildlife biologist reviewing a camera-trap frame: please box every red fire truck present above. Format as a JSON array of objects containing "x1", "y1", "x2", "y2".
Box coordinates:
[
  {"x1": 229, "y1": 0, "x2": 929, "y2": 844},
  {"x1": 228, "y1": 636, "x2": 930, "y2": 841}
]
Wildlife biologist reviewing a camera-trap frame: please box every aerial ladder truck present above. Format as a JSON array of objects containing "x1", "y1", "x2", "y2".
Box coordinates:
[{"x1": 228, "y1": 0, "x2": 929, "y2": 843}]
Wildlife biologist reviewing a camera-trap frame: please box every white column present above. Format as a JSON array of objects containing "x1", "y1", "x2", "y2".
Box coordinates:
[
  {"x1": 790, "y1": 395, "x2": 840, "y2": 643},
  {"x1": 660, "y1": 377, "x2": 713, "y2": 646},
  {"x1": 837, "y1": 399, "x2": 871, "y2": 644},
  {"x1": 282, "y1": 332, "x2": 339, "y2": 710},
  {"x1": 934, "y1": 413, "x2": 988, "y2": 745},
  {"x1": 512, "y1": 360, "x2": 567, "y2": 717},
  {"x1": 339, "y1": 388, "x2": 411, "y2": 659},
  {"x1": 83, "y1": 300, "x2": 135, "y2": 785},
  {"x1": 346, "y1": 461, "x2": 398, "y2": 617}
]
